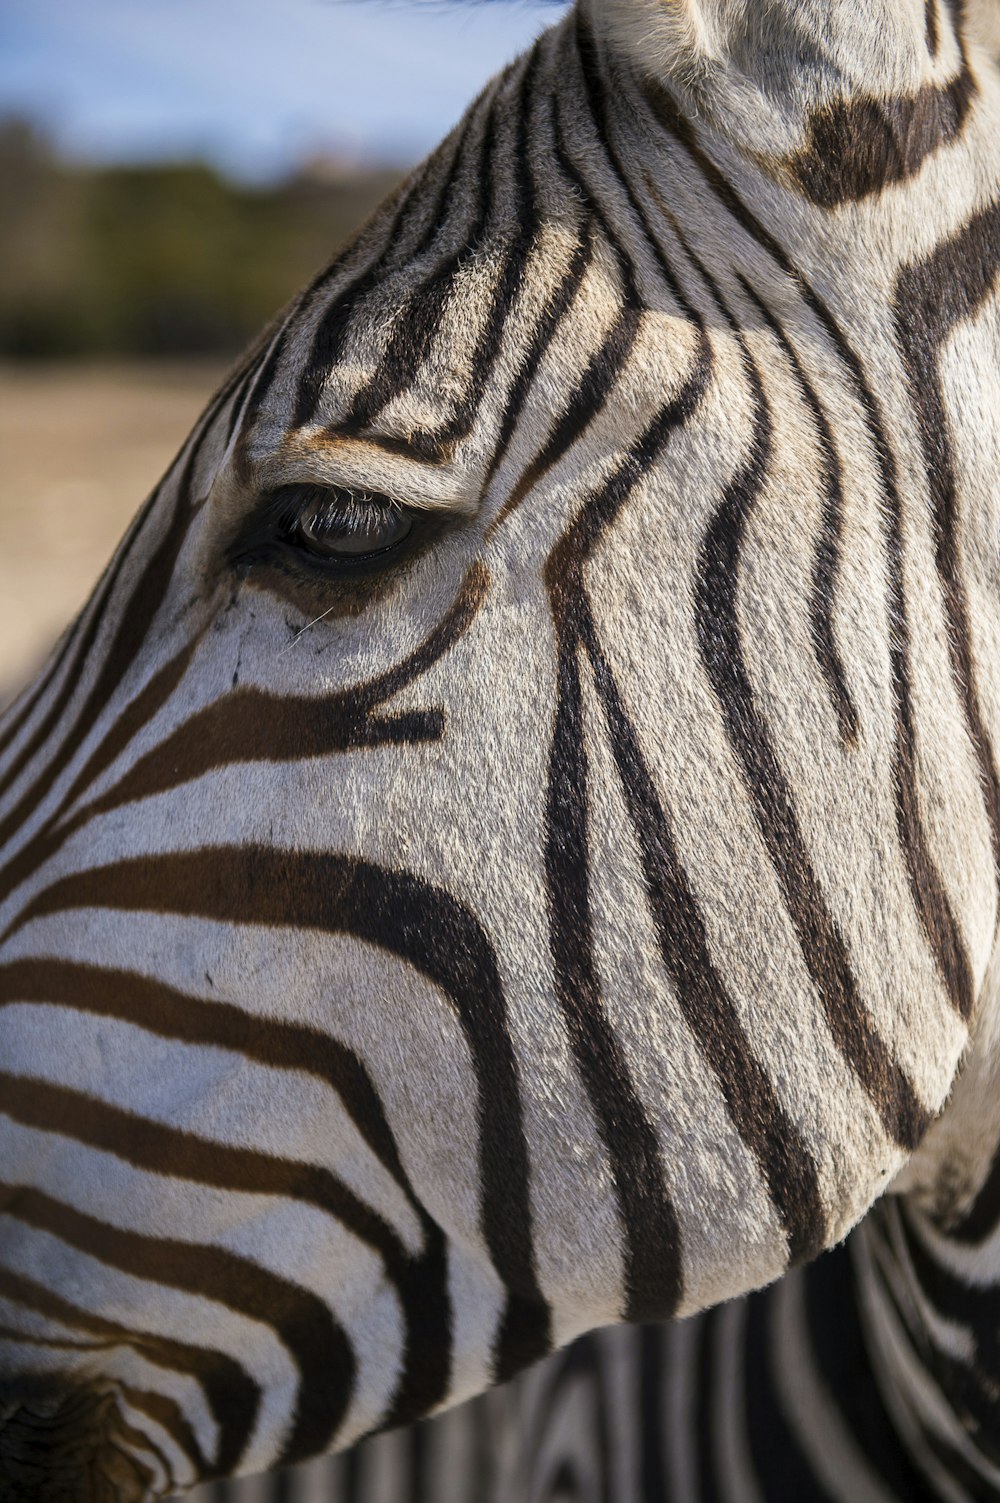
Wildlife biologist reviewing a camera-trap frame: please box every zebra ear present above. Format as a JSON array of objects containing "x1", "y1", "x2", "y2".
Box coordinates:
[{"x1": 584, "y1": 0, "x2": 934, "y2": 156}]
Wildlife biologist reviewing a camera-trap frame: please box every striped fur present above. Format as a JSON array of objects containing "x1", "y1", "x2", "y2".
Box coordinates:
[
  {"x1": 193, "y1": 1197, "x2": 1000, "y2": 1503},
  {"x1": 1, "y1": 0, "x2": 999, "y2": 1497}
]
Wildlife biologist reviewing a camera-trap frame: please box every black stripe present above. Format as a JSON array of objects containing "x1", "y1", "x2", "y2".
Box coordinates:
[
  {"x1": 585, "y1": 610, "x2": 827, "y2": 1265},
  {"x1": 693, "y1": 1309, "x2": 724, "y2": 1503},
  {"x1": 787, "y1": 58, "x2": 976, "y2": 209},
  {"x1": 539, "y1": 325, "x2": 715, "y2": 1319},
  {"x1": 745, "y1": 1279, "x2": 838, "y2": 1503},
  {"x1": 0, "y1": 1263, "x2": 259, "y2": 1479},
  {"x1": 735, "y1": 274, "x2": 859, "y2": 744},
  {"x1": 482, "y1": 229, "x2": 594, "y2": 513},
  {"x1": 1, "y1": 1182, "x2": 354, "y2": 1466},
  {"x1": 291, "y1": 137, "x2": 462, "y2": 431},
  {"x1": 543, "y1": 629, "x2": 683, "y2": 1320},
  {"x1": 693, "y1": 329, "x2": 928, "y2": 1151},
  {"x1": 638, "y1": 1323, "x2": 668, "y2": 1499},
  {"x1": 8, "y1": 850, "x2": 551, "y2": 1381},
  {"x1": 639, "y1": 71, "x2": 975, "y2": 1023},
  {"x1": 338, "y1": 95, "x2": 500, "y2": 439},
  {"x1": 807, "y1": 1239, "x2": 936, "y2": 1499},
  {"x1": 892, "y1": 202, "x2": 1000, "y2": 898},
  {"x1": 404, "y1": 47, "x2": 543, "y2": 463}
]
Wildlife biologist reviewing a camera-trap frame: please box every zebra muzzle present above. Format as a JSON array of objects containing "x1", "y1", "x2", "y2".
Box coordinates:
[{"x1": 0, "y1": 1382, "x2": 153, "y2": 1503}]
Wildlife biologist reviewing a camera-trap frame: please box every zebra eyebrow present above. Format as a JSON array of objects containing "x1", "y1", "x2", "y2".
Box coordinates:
[{"x1": 262, "y1": 431, "x2": 479, "y2": 515}]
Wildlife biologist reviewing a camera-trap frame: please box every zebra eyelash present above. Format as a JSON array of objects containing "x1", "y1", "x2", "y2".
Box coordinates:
[
  {"x1": 232, "y1": 482, "x2": 418, "y2": 577},
  {"x1": 276, "y1": 484, "x2": 404, "y2": 539}
]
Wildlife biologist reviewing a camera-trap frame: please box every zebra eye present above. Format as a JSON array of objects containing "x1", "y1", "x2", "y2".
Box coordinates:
[{"x1": 283, "y1": 485, "x2": 414, "y2": 563}]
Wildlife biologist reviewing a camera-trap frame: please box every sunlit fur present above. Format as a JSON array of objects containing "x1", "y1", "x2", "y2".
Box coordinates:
[{"x1": 1, "y1": 0, "x2": 999, "y2": 1498}]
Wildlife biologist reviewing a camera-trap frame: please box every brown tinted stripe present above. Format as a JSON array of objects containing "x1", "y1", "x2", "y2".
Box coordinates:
[
  {"x1": 0, "y1": 622, "x2": 80, "y2": 762},
  {"x1": 116, "y1": 1385, "x2": 211, "y2": 1481},
  {"x1": 0, "y1": 1263, "x2": 258, "y2": 1477},
  {"x1": 640, "y1": 75, "x2": 975, "y2": 1021},
  {"x1": 892, "y1": 201, "x2": 1000, "y2": 892},
  {"x1": 734, "y1": 273, "x2": 859, "y2": 744},
  {"x1": 787, "y1": 5, "x2": 975, "y2": 208},
  {"x1": 0, "y1": 1071, "x2": 414, "y2": 1294},
  {"x1": 788, "y1": 78, "x2": 976, "y2": 209},
  {"x1": 0, "y1": 643, "x2": 199, "y2": 908},
  {"x1": 0, "y1": 1181, "x2": 354, "y2": 1466},
  {"x1": 0, "y1": 960, "x2": 414, "y2": 1205},
  {"x1": 63, "y1": 680, "x2": 435, "y2": 827},
  {"x1": 6, "y1": 851, "x2": 551, "y2": 1378},
  {"x1": 0, "y1": 563, "x2": 486, "y2": 911},
  {"x1": 69, "y1": 560, "x2": 487, "y2": 826},
  {"x1": 0, "y1": 1324, "x2": 115, "y2": 1354},
  {"x1": 0, "y1": 965, "x2": 453, "y2": 1430},
  {"x1": 926, "y1": 0, "x2": 941, "y2": 56},
  {"x1": 0, "y1": 1066, "x2": 455, "y2": 1431}
]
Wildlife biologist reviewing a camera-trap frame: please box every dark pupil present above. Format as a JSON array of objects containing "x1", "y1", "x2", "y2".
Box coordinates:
[{"x1": 290, "y1": 488, "x2": 413, "y2": 559}]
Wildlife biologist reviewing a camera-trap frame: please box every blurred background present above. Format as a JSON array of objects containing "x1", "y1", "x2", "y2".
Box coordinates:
[{"x1": 0, "y1": 0, "x2": 562, "y2": 692}]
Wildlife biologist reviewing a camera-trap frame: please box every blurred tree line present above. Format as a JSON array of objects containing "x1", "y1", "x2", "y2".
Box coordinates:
[{"x1": 0, "y1": 119, "x2": 403, "y2": 359}]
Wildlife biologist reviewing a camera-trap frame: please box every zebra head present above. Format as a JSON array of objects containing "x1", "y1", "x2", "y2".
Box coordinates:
[{"x1": 1, "y1": 1, "x2": 999, "y2": 1498}]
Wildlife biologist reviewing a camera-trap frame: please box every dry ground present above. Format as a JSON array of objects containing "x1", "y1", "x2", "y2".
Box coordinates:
[{"x1": 0, "y1": 361, "x2": 227, "y2": 697}]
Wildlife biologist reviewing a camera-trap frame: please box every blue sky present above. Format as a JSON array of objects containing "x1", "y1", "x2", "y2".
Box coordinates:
[{"x1": 0, "y1": 0, "x2": 566, "y2": 179}]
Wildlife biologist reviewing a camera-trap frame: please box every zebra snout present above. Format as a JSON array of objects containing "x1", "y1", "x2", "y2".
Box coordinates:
[{"x1": 0, "y1": 1381, "x2": 152, "y2": 1503}]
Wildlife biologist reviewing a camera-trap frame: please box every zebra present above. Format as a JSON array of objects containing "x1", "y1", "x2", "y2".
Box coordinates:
[
  {"x1": 1, "y1": 0, "x2": 999, "y2": 1497},
  {"x1": 188, "y1": 1193, "x2": 1000, "y2": 1502}
]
